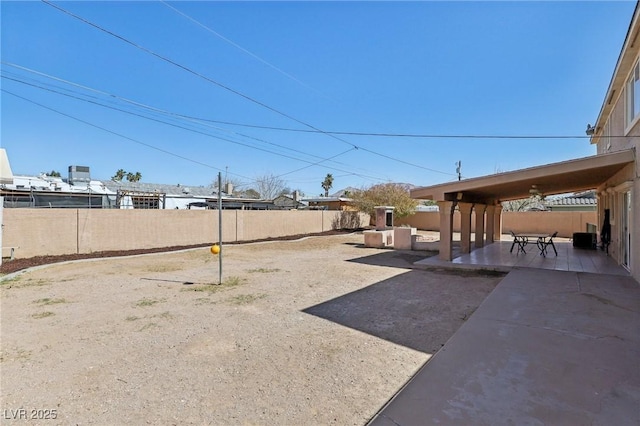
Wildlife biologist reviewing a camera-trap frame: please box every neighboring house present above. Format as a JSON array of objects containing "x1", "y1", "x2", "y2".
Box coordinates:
[
  {"x1": 300, "y1": 187, "x2": 358, "y2": 210},
  {"x1": 0, "y1": 165, "x2": 281, "y2": 210},
  {"x1": 1, "y1": 170, "x2": 115, "y2": 208},
  {"x1": 543, "y1": 191, "x2": 597, "y2": 212},
  {"x1": 410, "y1": 4, "x2": 638, "y2": 282},
  {"x1": 272, "y1": 193, "x2": 307, "y2": 210},
  {"x1": 303, "y1": 196, "x2": 355, "y2": 211},
  {"x1": 102, "y1": 180, "x2": 217, "y2": 209}
]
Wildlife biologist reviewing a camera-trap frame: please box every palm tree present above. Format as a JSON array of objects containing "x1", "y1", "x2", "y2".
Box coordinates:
[
  {"x1": 126, "y1": 172, "x2": 142, "y2": 183},
  {"x1": 321, "y1": 173, "x2": 334, "y2": 197},
  {"x1": 111, "y1": 169, "x2": 127, "y2": 182}
]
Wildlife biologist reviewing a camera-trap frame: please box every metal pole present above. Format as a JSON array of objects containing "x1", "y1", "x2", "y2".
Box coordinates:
[{"x1": 218, "y1": 172, "x2": 222, "y2": 285}]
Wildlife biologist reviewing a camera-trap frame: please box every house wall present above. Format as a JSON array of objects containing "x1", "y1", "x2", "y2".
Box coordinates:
[
  {"x1": 595, "y1": 50, "x2": 640, "y2": 282},
  {"x1": 2, "y1": 209, "x2": 369, "y2": 259},
  {"x1": 396, "y1": 211, "x2": 596, "y2": 238}
]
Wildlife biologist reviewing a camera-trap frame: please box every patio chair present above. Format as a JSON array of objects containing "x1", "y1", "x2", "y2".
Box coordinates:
[
  {"x1": 510, "y1": 231, "x2": 527, "y2": 254},
  {"x1": 537, "y1": 231, "x2": 558, "y2": 257}
]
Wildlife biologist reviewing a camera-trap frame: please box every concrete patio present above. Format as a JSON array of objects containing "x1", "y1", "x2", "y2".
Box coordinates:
[
  {"x1": 369, "y1": 240, "x2": 639, "y2": 425},
  {"x1": 414, "y1": 237, "x2": 629, "y2": 276}
]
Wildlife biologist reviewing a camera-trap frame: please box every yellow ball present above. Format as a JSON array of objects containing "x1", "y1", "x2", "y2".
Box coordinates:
[{"x1": 210, "y1": 244, "x2": 220, "y2": 255}]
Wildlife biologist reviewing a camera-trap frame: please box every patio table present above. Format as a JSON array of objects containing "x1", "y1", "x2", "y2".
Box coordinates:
[{"x1": 512, "y1": 233, "x2": 549, "y2": 255}]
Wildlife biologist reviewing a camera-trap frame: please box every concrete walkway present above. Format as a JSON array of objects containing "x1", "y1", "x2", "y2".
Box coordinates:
[{"x1": 369, "y1": 268, "x2": 640, "y2": 425}]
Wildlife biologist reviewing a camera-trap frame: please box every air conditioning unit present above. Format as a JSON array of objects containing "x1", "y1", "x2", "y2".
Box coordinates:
[{"x1": 68, "y1": 165, "x2": 90, "y2": 185}]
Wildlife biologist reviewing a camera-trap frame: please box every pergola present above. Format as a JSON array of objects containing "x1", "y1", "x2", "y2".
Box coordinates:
[{"x1": 410, "y1": 150, "x2": 635, "y2": 261}]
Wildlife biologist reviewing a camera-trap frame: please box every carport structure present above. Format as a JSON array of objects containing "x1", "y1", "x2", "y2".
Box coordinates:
[{"x1": 410, "y1": 149, "x2": 635, "y2": 262}]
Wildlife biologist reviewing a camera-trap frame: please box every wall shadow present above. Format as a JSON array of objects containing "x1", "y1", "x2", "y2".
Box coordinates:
[
  {"x1": 346, "y1": 250, "x2": 435, "y2": 269},
  {"x1": 303, "y1": 268, "x2": 485, "y2": 354}
]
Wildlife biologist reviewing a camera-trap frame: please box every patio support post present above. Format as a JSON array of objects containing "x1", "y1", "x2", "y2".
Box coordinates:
[
  {"x1": 474, "y1": 203, "x2": 486, "y2": 249},
  {"x1": 458, "y1": 202, "x2": 473, "y2": 254},
  {"x1": 493, "y1": 204, "x2": 503, "y2": 242},
  {"x1": 437, "y1": 200, "x2": 455, "y2": 261},
  {"x1": 485, "y1": 204, "x2": 496, "y2": 244}
]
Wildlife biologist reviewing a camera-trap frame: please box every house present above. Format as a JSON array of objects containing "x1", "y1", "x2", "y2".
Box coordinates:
[
  {"x1": 543, "y1": 191, "x2": 597, "y2": 212},
  {"x1": 272, "y1": 193, "x2": 307, "y2": 210},
  {"x1": 589, "y1": 2, "x2": 639, "y2": 278},
  {"x1": 410, "y1": 4, "x2": 638, "y2": 282},
  {"x1": 1, "y1": 168, "x2": 115, "y2": 209},
  {"x1": 0, "y1": 164, "x2": 280, "y2": 210},
  {"x1": 303, "y1": 196, "x2": 355, "y2": 211},
  {"x1": 102, "y1": 180, "x2": 217, "y2": 209}
]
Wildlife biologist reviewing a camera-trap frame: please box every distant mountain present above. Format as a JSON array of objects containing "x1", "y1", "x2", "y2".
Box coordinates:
[{"x1": 330, "y1": 186, "x2": 360, "y2": 198}]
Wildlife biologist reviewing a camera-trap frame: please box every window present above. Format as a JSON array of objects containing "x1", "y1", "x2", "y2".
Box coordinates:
[{"x1": 625, "y1": 61, "x2": 640, "y2": 126}]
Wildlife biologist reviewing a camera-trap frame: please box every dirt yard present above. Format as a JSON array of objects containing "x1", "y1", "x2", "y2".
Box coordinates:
[{"x1": 0, "y1": 233, "x2": 502, "y2": 425}]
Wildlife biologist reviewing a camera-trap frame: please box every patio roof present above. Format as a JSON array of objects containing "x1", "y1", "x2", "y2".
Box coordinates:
[{"x1": 410, "y1": 150, "x2": 635, "y2": 204}]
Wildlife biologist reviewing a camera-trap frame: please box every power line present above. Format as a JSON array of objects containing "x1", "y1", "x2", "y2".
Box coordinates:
[
  {"x1": 4, "y1": 87, "x2": 364, "y2": 188},
  {"x1": 143, "y1": 118, "x2": 604, "y2": 140},
  {"x1": 2, "y1": 89, "x2": 238, "y2": 177},
  {"x1": 40, "y1": 1, "x2": 458, "y2": 177},
  {"x1": 0, "y1": 63, "x2": 397, "y2": 180},
  {"x1": 1, "y1": 80, "x2": 384, "y2": 182},
  {"x1": 1, "y1": 62, "x2": 332, "y2": 164},
  {"x1": 41, "y1": 0, "x2": 358, "y2": 150},
  {"x1": 159, "y1": 0, "x2": 330, "y2": 99},
  {"x1": 1, "y1": 71, "x2": 346, "y2": 167}
]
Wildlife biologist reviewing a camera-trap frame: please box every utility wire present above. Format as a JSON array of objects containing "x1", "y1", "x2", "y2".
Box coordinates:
[
  {"x1": 1, "y1": 70, "x2": 346, "y2": 167},
  {"x1": 1, "y1": 63, "x2": 393, "y2": 179},
  {"x1": 2, "y1": 89, "x2": 237, "y2": 177},
  {"x1": 147, "y1": 118, "x2": 604, "y2": 140},
  {"x1": 159, "y1": 0, "x2": 329, "y2": 99},
  {"x1": 4, "y1": 88, "x2": 363, "y2": 187},
  {"x1": 40, "y1": 0, "x2": 459, "y2": 177},
  {"x1": 41, "y1": 0, "x2": 357, "y2": 149},
  {"x1": 2, "y1": 80, "x2": 383, "y2": 182}
]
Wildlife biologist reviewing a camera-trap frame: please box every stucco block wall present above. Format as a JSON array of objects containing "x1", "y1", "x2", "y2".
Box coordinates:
[
  {"x1": 3, "y1": 209, "x2": 78, "y2": 258},
  {"x1": 2, "y1": 209, "x2": 370, "y2": 259},
  {"x1": 397, "y1": 211, "x2": 596, "y2": 238},
  {"x1": 322, "y1": 211, "x2": 368, "y2": 231},
  {"x1": 236, "y1": 210, "x2": 323, "y2": 241},
  {"x1": 502, "y1": 212, "x2": 596, "y2": 238},
  {"x1": 76, "y1": 210, "x2": 233, "y2": 254}
]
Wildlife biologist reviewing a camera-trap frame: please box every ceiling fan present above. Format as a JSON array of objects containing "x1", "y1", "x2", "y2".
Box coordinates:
[{"x1": 529, "y1": 185, "x2": 541, "y2": 196}]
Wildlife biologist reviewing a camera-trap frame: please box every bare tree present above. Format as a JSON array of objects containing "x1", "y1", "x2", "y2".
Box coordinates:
[
  {"x1": 253, "y1": 173, "x2": 287, "y2": 200},
  {"x1": 501, "y1": 195, "x2": 545, "y2": 212},
  {"x1": 242, "y1": 188, "x2": 261, "y2": 199},
  {"x1": 211, "y1": 176, "x2": 246, "y2": 190},
  {"x1": 211, "y1": 176, "x2": 247, "y2": 196}
]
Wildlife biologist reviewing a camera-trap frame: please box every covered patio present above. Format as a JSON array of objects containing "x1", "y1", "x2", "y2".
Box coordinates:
[
  {"x1": 414, "y1": 236, "x2": 629, "y2": 276},
  {"x1": 410, "y1": 150, "x2": 635, "y2": 264}
]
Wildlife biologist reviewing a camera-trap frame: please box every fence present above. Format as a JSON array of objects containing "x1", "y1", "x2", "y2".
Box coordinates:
[
  {"x1": 3, "y1": 209, "x2": 368, "y2": 259},
  {"x1": 396, "y1": 211, "x2": 597, "y2": 239},
  {"x1": 3, "y1": 209, "x2": 596, "y2": 259}
]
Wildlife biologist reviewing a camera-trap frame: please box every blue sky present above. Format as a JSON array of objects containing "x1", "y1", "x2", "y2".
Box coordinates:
[{"x1": 1, "y1": 1, "x2": 636, "y2": 196}]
